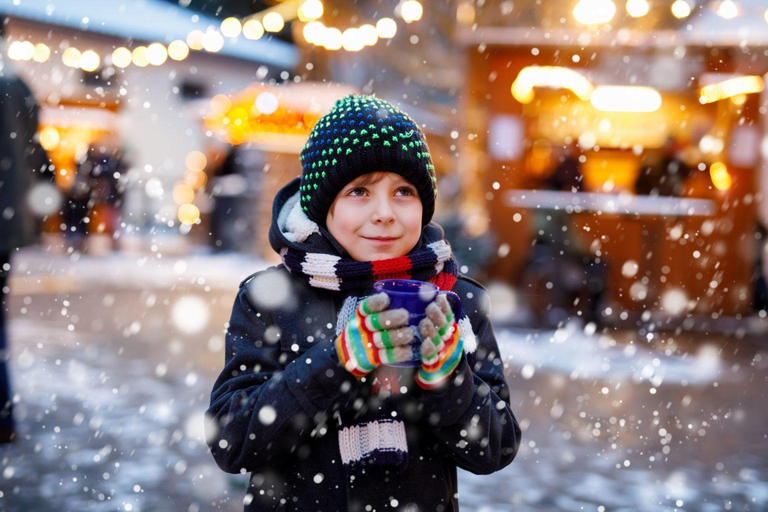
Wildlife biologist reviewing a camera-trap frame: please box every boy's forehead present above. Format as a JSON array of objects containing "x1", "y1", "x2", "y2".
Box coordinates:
[{"x1": 350, "y1": 172, "x2": 411, "y2": 185}]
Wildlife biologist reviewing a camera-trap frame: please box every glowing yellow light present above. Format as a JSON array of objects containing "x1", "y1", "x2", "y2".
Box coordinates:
[
  {"x1": 400, "y1": 0, "x2": 423, "y2": 23},
  {"x1": 242, "y1": 19, "x2": 264, "y2": 40},
  {"x1": 299, "y1": 0, "x2": 324, "y2": 22},
  {"x1": 303, "y1": 21, "x2": 325, "y2": 44},
  {"x1": 132, "y1": 46, "x2": 149, "y2": 67},
  {"x1": 590, "y1": 86, "x2": 662, "y2": 112},
  {"x1": 221, "y1": 17, "x2": 242, "y2": 38},
  {"x1": 671, "y1": 0, "x2": 692, "y2": 18},
  {"x1": 168, "y1": 40, "x2": 190, "y2": 61},
  {"x1": 20, "y1": 41, "x2": 35, "y2": 60},
  {"x1": 731, "y1": 94, "x2": 747, "y2": 105},
  {"x1": 699, "y1": 75, "x2": 764, "y2": 104},
  {"x1": 33, "y1": 43, "x2": 50, "y2": 63},
  {"x1": 173, "y1": 183, "x2": 196, "y2": 205},
  {"x1": 359, "y1": 24, "x2": 378, "y2": 46},
  {"x1": 342, "y1": 28, "x2": 365, "y2": 52},
  {"x1": 511, "y1": 66, "x2": 594, "y2": 104},
  {"x1": 765, "y1": 8, "x2": 768, "y2": 23},
  {"x1": 186, "y1": 151, "x2": 208, "y2": 172},
  {"x1": 7, "y1": 41, "x2": 22, "y2": 60},
  {"x1": 8, "y1": 40, "x2": 35, "y2": 60},
  {"x1": 710, "y1": 162, "x2": 732, "y2": 191},
  {"x1": 323, "y1": 27, "x2": 343, "y2": 50},
  {"x1": 376, "y1": 17, "x2": 398, "y2": 38},
  {"x1": 202, "y1": 31, "x2": 224, "y2": 52},
  {"x1": 111, "y1": 47, "x2": 132, "y2": 68},
  {"x1": 186, "y1": 30, "x2": 205, "y2": 50},
  {"x1": 263, "y1": 12, "x2": 285, "y2": 32},
  {"x1": 39, "y1": 126, "x2": 60, "y2": 151},
  {"x1": 146, "y1": 43, "x2": 168, "y2": 66},
  {"x1": 7, "y1": 41, "x2": 21, "y2": 60},
  {"x1": 210, "y1": 94, "x2": 232, "y2": 115},
  {"x1": 19, "y1": 41, "x2": 34, "y2": 60},
  {"x1": 717, "y1": 0, "x2": 738, "y2": 19},
  {"x1": 573, "y1": 0, "x2": 616, "y2": 24},
  {"x1": 80, "y1": 50, "x2": 100, "y2": 72},
  {"x1": 626, "y1": 0, "x2": 649, "y2": 17},
  {"x1": 177, "y1": 203, "x2": 200, "y2": 225},
  {"x1": 62, "y1": 47, "x2": 81, "y2": 68},
  {"x1": 456, "y1": 2, "x2": 476, "y2": 25}
]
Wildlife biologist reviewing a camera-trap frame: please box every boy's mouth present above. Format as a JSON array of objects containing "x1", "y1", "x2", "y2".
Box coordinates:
[{"x1": 364, "y1": 236, "x2": 399, "y2": 242}]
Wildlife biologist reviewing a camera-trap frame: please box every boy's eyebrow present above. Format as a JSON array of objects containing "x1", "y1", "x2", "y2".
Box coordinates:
[{"x1": 344, "y1": 174, "x2": 416, "y2": 189}]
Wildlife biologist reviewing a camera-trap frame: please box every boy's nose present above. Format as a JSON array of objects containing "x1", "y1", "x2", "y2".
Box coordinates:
[{"x1": 371, "y1": 197, "x2": 396, "y2": 223}]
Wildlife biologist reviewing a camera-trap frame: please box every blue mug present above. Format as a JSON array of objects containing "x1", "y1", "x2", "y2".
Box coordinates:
[{"x1": 372, "y1": 278, "x2": 463, "y2": 368}]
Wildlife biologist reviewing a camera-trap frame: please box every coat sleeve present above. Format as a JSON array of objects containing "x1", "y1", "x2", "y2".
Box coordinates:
[
  {"x1": 411, "y1": 284, "x2": 522, "y2": 475},
  {"x1": 206, "y1": 284, "x2": 363, "y2": 474}
]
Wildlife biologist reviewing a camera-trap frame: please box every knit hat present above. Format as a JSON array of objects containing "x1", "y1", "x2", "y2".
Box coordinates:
[{"x1": 299, "y1": 94, "x2": 437, "y2": 228}]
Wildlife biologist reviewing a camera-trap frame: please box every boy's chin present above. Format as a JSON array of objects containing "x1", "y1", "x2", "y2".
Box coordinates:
[{"x1": 355, "y1": 246, "x2": 407, "y2": 261}]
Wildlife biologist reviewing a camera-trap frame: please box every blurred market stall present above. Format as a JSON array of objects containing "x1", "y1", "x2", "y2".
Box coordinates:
[
  {"x1": 457, "y1": 0, "x2": 768, "y2": 326},
  {"x1": 0, "y1": 0, "x2": 297, "y2": 253}
]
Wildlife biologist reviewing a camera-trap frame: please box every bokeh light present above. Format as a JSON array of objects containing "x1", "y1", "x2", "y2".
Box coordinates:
[
  {"x1": 62, "y1": 47, "x2": 81, "y2": 67},
  {"x1": 263, "y1": 12, "x2": 285, "y2": 32},
  {"x1": 220, "y1": 17, "x2": 242, "y2": 38},
  {"x1": 111, "y1": 47, "x2": 132, "y2": 68},
  {"x1": 168, "y1": 40, "x2": 190, "y2": 61},
  {"x1": 146, "y1": 43, "x2": 168, "y2": 65},
  {"x1": 376, "y1": 18, "x2": 398, "y2": 38},
  {"x1": 243, "y1": 19, "x2": 265, "y2": 40}
]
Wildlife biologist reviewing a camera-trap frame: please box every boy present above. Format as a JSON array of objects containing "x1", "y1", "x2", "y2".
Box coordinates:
[{"x1": 206, "y1": 95, "x2": 521, "y2": 511}]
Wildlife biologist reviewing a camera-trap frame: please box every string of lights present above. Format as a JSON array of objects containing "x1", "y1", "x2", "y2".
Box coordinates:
[{"x1": 5, "y1": 0, "x2": 425, "y2": 70}]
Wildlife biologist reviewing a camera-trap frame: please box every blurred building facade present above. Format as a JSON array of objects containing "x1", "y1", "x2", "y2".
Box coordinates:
[
  {"x1": 458, "y1": 0, "x2": 768, "y2": 319},
  {"x1": 0, "y1": 0, "x2": 297, "y2": 252}
]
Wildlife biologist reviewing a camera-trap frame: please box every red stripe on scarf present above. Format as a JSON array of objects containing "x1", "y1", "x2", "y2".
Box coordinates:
[
  {"x1": 371, "y1": 255, "x2": 413, "y2": 280},
  {"x1": 430, "y1": 272, "x2": 457, "y2": 292}
]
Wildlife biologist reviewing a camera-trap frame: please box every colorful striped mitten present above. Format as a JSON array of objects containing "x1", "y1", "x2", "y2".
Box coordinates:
[
  {"x1": 416, "y1": 294, "x2": 464, "y2": 390},
  {"x1": 335, "y1": 292, "x2": 416, "y2": 379}
]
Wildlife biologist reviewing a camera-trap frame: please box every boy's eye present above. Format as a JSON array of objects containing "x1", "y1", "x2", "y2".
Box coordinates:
[{"x1": 346, "y1": 187, "x2": 415, "y2": 197}]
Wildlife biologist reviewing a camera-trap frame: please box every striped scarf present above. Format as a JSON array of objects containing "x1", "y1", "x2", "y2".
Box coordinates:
[{"x1": 272, "y1": 188, "x2": 473, "y2": 475}]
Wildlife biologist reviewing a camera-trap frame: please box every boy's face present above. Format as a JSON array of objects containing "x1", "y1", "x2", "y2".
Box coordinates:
[{"x1": 326, "y1": 172, "x2": 423, "y2": 261}]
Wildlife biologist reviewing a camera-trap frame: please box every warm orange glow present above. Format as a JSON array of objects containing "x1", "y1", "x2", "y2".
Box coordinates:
[
  {"x1": 173, "y1": 183, "x2": 195, "y2": 205},
  {"x1": 184, "y1": 170, "x2": 207, "y2": 189},
  {"x1": 700, "y1": 75, "x2": 764, "y2": 104},
  {"x1": 512, "y1": 66, "x2": 594, "y2": 104},
  {"x1": 178, "y1": 203, "x2": 201, "y2": 225},
  {"x1": 204, "y1": 86, "x2": 322, "y2": 145},
  {"x1": 39, "y1": 126, "x2": 60, "y2": 150},
  {"x1": 185, "y1": 151, "x2": 208, "y2": 172},
  {"x1": 709, "y1": 162, "x2": 732, "y2": 191}
]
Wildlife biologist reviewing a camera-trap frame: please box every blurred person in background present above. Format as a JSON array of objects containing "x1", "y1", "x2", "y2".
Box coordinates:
[
  {"x1": 753, "y1": 222, "x2": 768, "y2": 314},
  {"x1": 546, "y1": 141, "x2": 584, "y2": 193},
  {"x1": 635, "y1": 135, "x2": 691, "y2": 196},
  {"x1": 0, "y1": 14, "x2": 53, "y2": 443},
  {"x1": 77, "y1": 138, "x2": 126, "y2": 249}
]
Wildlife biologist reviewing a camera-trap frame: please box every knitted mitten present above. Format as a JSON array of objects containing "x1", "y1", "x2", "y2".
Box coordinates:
[
  {"x1": 335, "y1": 292, "x2": 415, "y2": 378},
  {"x1": 416, "y1": 294, "x2": 464, "y2": 390}
]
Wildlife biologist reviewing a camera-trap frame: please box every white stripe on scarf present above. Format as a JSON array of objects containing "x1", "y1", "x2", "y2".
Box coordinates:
[{"x1": 338, "y1": 419, "x2": 409, "y2": 466}]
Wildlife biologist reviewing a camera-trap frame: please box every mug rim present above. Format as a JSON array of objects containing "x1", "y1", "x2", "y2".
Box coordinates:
[{"x1": 373, "y1": 278, "x2": 438, "y2": 295}]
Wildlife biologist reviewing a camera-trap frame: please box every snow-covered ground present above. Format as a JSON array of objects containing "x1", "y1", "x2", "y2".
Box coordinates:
[{"x1": 1, "y1": 248, "x2": 767, "y2": 511}]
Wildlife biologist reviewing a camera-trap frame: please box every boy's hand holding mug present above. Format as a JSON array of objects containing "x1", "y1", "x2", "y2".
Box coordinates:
[
  {"x1": 335, "y1": 292, "x2": 416, "y2": 378},
  {"x1": 415, "y1": 294, "x2": 464, "y2": 390}
]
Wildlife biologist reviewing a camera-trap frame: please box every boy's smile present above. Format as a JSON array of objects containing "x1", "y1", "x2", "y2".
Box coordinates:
[{"x1": 325, "y1": 172, "x2": 424, "y2": 261}]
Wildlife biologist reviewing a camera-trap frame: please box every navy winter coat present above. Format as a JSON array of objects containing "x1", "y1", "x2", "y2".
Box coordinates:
[{"x1": 206, "y1": 262, "x2": 521, "y2": 511}]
